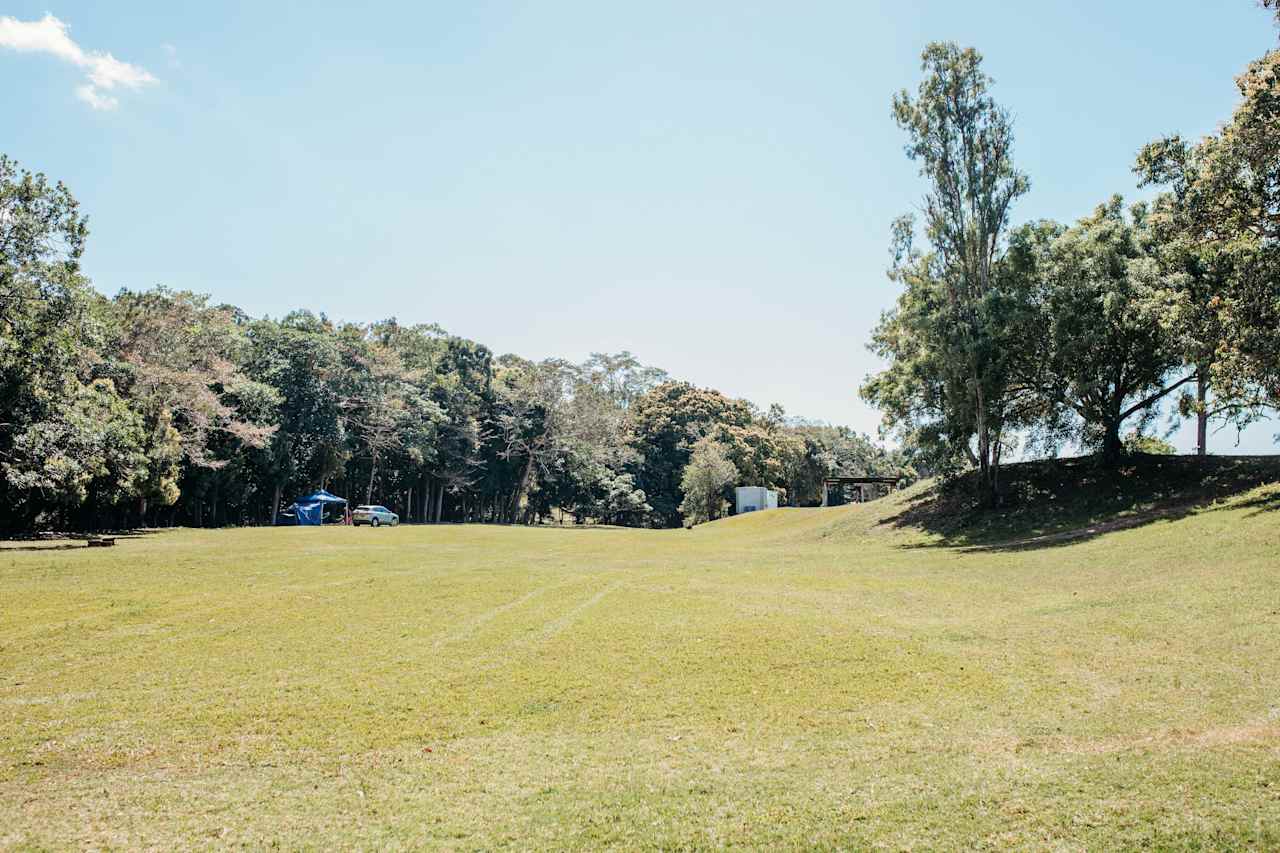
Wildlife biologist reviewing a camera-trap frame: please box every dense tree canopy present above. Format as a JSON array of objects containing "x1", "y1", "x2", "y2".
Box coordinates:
[
  {"x1": 1028, "y1": 199, "x2": 1192, "y2": 458},
  {"x1": 1135, "y1": 44, "x2": 1280, "y2": 444},
  {"x1": 867, "y1": 17, "x2": 1280, "y2": 499},
  {"x1": 0, "y1": 157, "x2": 905, "y2": 532}
]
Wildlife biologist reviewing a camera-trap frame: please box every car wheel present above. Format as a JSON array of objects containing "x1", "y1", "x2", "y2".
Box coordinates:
[{"x1": 371, "y1": 517, "x2": 380, "y2": 528}]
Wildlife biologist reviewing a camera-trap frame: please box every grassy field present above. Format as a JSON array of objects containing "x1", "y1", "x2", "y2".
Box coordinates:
[{"x1": 3, "y1": 464, "x2": 1280, "y2": 849}]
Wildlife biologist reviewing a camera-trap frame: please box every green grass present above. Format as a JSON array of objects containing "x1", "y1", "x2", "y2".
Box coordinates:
[{"x1": 3, "y1": 465, "x2": 1280, "y2": 849}]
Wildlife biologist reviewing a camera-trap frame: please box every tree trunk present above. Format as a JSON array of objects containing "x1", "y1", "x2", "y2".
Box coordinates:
[
  {"x1": 986, "y1": 443, "x2": 999, "y2": 507},
  {"x1": 211, "y1": 482, "x2": 222, "y2": 527},
  {"x1": 973, "y1": 384, "x2": 1000, "y2": 509},
  {"x1": 435, "y1": 483, "x2": 444, "y2": 522},
  {"x1": 366, "y1": 452, "x2": 378, "y2": 505},
  {"x1": 975, "y1": 424, "x2": 996, "y2": 509},
  {"x1": 510, "y1": 455, "x2": 536, "y2": 523},
  {"x1": 1102, "y1": 420, "x2": 1124, "y2": 463},
  {"x1": 1196, "y1": 372, "x2": 1209, "y2": 457},
  {"x1": 271, "y1": 482, "x2": 282, "y2": 526}
]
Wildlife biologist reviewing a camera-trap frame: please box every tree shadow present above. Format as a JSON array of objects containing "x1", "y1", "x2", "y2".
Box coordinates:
[
  {"x1": 0, "y1": 528, "x2": 175, "y2": 552},
  {"x1": 1233, "y1": 486, "x2": 1280, "y2": 519},
  {"x1": 880, "y1": 454, "x2": 1280, "y2": 553}
]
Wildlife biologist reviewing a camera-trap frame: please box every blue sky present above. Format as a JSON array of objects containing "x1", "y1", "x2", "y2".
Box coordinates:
[{"x1": 2, "y1": 1, "x2": 1276, "y2": 452}]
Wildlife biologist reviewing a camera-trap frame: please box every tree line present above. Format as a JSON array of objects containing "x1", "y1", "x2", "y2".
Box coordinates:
[
  {"x1": 0, "y1": 168, "x2": 906, "y2": 531},
  {"x1": 863, "y1": 17, "x2": 1280, "y2": 507}
]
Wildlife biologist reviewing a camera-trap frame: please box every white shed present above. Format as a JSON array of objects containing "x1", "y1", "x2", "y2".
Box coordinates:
[{"x1": 735, "y1": 486, "x2": 779, "y2": 515}]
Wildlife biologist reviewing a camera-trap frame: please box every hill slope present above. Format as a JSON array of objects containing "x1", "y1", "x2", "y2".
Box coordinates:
[{"x1": 875, "y1": 452, "x2": 1280, "y2": 546}]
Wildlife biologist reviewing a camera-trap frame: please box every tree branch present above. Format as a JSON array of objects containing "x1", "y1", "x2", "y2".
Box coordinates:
[{"x1": 1119, "y1": 373, "x2": 1198, "y2": 421}]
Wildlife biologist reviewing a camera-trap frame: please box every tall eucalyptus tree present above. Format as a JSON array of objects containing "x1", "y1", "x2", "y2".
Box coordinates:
[{"x1": 869, "y1": 43, "x2": 1030, "y2": 505}]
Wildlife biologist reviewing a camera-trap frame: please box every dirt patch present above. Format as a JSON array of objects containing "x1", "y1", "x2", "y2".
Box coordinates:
[{"x1": 1063, "y1": 722, "x2": 1280, "y2": 755}]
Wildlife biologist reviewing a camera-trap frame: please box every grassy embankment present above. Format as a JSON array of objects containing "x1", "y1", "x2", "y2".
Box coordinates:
[{"x1": 2, "y1": 455, "x2": 1279, "y2": 848}]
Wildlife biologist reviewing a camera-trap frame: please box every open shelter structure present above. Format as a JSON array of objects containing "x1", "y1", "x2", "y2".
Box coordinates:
[
  {"x1": 279, "y1": 489, "x2": 349, "y2": 525},
  {"x1": 821, "y1": 476, "x2": 902, "y2": 507}
]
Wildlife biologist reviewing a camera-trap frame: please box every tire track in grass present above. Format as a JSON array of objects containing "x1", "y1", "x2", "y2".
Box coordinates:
[
  {"x1": 430, "y1": 583, "x2": 562, "y2": 651},
  {"x1": 458, "y1": 580, "x2": 623, "y2": 673},
  {"x1": 526, "y1": 581, "x2": 620, "y2": 645}
]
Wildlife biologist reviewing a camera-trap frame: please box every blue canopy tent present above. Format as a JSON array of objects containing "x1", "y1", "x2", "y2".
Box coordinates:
[
  {"x1": 293, "y1": 501, "x2": 324, "y2": 525},
  {"x1": 280, "y1": 489, "x2": 348, "y2": 525}
]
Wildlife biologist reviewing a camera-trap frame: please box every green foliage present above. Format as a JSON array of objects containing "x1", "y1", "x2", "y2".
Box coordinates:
[
  {"x1": 100, "y1": 287, "x2": 278, "y2": 468},
  {"x1": 0, "y1": 156, "x2": 102, "y2": 526},
  {"x1": 244, "y1": 312, "x2": 349, "y2": 500},
  {"x1": 868, "y1": 31, "x2": 1280, "y2": 481},
  {"x1": 1123, "y1": 430, "x2": 1177, "y2": 455},
  {"x1": 0, "y1": 151, "x2": 896, "y2": 533},
  {"x1": 629, "y1": 381, "x2": 754, "y2": 527},
  {"x1": 3, "y1": 379, "x2": 147, "y2": 510},
  {"x1": 870, "y1": 43, "x2": 1031, "y2": 505},
  {"x1": 779, "y1": 421, "x2": 913, "y2": 505},
  {"x1": 678, "y1": 436, "x2": 738, "y2": 526},
  {"x1": 1136, "y1": 49, "x2": 1280, "y2": 434},
  {"x1": 1028, "y1": 198, "x2": 1191, "y2": 458}
]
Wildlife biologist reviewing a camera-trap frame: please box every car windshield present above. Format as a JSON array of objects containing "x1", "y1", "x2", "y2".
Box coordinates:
[{"x1": 356, "y1": 505, "x2": 374, "y2": 511}]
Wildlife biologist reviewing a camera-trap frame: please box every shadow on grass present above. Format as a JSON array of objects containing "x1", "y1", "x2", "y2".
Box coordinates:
[
  {"x1": 1232, "y1": 487, "x2": 1280, "y2": 519},
  {"x1": 0, "y1": 528, "x2": 174, "y2": 552},
  {"x1": 880, "y1": 454, "x2": 1280, "y2": 553}
]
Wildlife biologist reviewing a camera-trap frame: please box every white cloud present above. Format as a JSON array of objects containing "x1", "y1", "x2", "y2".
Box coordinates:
[
  {"x1": 0, "y1": 13, "x2": 156, "y2": 110},
  {"x1": 74, "y1": 83, "x2": 117, "y2": 110}
]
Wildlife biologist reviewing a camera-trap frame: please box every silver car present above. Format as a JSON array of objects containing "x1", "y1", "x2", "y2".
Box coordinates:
[{"x1": 352, "y1": 505, "x2": 399, "y2": 527}]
